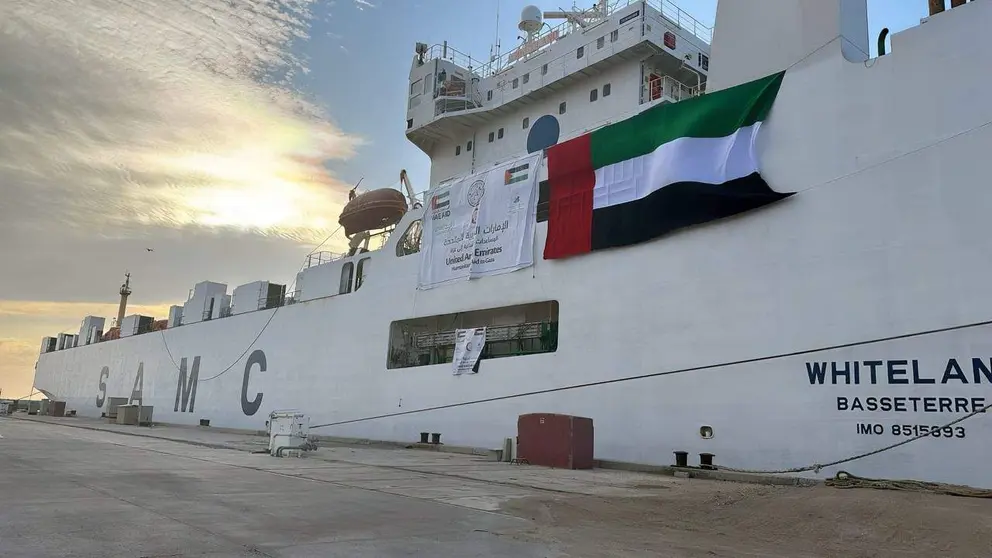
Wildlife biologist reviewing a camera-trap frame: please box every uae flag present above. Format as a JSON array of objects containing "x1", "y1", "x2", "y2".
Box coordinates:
[{"x1": 543, "y1": 71, "x2": 791, "y2": 260}]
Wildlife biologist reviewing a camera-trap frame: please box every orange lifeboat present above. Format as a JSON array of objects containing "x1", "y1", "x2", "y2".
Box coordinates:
[{"x1": 338, "y1": 188, "x2": 408, "y2": 236}]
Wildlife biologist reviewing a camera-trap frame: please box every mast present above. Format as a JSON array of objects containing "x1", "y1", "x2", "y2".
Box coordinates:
[{"x1": 117, "y1": 272, "x2": 131, "y2": 327}]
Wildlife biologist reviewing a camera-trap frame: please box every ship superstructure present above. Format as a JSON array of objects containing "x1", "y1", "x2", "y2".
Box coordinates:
[
  {"x1": 406, "y1": 0, "x2": 710, "y2": 187},
  {"x1": 31, "y1": 0, "x2": 992, "y2": 489}
]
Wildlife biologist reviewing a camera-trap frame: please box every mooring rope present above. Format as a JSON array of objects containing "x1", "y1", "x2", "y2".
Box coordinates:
[{"x1": 824, "y1": 471, "x2": 992, "y2": 498}]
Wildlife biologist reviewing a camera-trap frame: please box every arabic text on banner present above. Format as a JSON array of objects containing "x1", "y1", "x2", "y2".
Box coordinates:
[{"x1": 417, "y1": 153, "x2": 541, "y2": 289}]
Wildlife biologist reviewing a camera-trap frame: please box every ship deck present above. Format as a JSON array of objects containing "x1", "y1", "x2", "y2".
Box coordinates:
[{"x1": 2, "y1": 416, "x2": 991, "y2": 557}]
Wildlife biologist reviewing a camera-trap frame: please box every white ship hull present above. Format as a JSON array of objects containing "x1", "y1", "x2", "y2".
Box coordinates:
[{"x1": 34, "y1": 0, "x2": 992, "y2": 487}]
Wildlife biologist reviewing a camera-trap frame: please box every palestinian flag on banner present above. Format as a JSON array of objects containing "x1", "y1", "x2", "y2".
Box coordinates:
[
  {"x1": 543, "y1": 71, "x2": 791, "y2": 260},
  {"x1": 504, "y1": 162, "x2": 531, "y2": 185}
]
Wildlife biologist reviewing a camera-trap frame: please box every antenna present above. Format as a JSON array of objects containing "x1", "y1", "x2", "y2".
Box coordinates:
[
  {"x1": 495, "y1": 0, "x2": 501, "y2": 45},
  {"x1": 490, "y1": 0, "x2": 502, "y2": 73}
]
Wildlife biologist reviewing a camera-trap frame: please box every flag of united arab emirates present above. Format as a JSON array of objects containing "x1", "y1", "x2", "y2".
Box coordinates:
[{"x1": 543, "y1": 71, "x2": 791, "y2": 260}]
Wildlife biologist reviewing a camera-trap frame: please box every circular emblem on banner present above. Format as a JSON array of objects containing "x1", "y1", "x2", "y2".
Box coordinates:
[{"x1": 467, "y1": 179, "x2": 486, "y2": 207}]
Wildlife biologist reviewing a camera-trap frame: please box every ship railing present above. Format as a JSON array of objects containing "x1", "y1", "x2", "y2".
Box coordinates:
[
  {"x1": 305, "y1": 251, "x2": 345, "y2": 269},
  {"x1": 434, "y1": 94, "x2": 484, "y2": 117},
  {"x1": 642, "y1": 74, "x2": 699, "y2": 105},
  {"x1": 421, "y1": 0, "x2": 711, "y2": 78},
  {"x1": 646, "y1": 0, "x2": 712, "y2": 44},
  {"x1": 284, "y1": 289, "x2": 302, "y2": 305},
  {"x1": 413, "y1": 322, "x2": 545, "y2": 349}
]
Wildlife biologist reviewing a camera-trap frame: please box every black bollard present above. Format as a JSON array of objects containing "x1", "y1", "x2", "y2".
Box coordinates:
[
  {"x1": 431, "y1": 432, "x2": 441, "y2": 445},
  {"x1": 699, "y1": 452, "x2": 715, "y2": 470},
  {"x1": 419, "y1": 432, "x2": 429, "y2": 444},
  {"x1": 673, "y1": 451, "x2": 689, "y2": 468}
]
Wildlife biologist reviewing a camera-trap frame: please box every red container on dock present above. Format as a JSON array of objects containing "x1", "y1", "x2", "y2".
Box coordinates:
[{"x1": 517, "y1": 413, "x2": 594, "y2": 470}]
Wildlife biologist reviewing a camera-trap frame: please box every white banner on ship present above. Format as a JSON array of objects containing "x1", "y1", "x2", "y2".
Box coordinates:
[
  {"x1": 417, "y1": 152, "x2": 541, "y2": 290},
  {"x1": 452, "y1": 327, "x2": 486, "y2": 375}
]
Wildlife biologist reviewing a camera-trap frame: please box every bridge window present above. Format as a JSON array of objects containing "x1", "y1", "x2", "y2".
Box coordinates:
[
  {"x1": 611, "y1": 30, "x2": 618, "y2": 42},
  {"x1": 576, "y1": 46, "x2": 584, "y2": 59},
  {"x1": 487, "y1": 90, "x2": 493, "y2": 101},
  {"x1": 455, "y1": 145, "x2": 461, "y2": 156},
  {"x1": 597, "y1": 36, "x2": 604, "y2": 49},
  {"x1": 541, "y1": 64, "x2": 548, "y2": 75},
  {"x1": 497, "y1": 128, "x2": 504, "y2": 139},
  {"x1": 512, "y1": 77, "x2": 519, "y2": 89},
  {"x1": 559, "y1": 101, "x2": 567, "y2": 115},
  {"x1": 522, "y1": 73, "x2": 529, "y2": 84},
  {"x1": 488, "y1": 131, "x2": 495, "y2": 143},
  {"x1": 396, "y1": 220, "x2": 422, "y2": 257},
  {"x1": 387, "y1": 300, "x2": 560, "y2": 369},
  {"x1": 522, "y1": 117, "x2": 529, "y2": 129},
  {"x1": 590, "y1": 88, "x2": 598, "y2": 102},
  {"x1": 467, "y1": 140, "x2": 473, "y2": 151},
  {"x1": 603, "y1": 83, "x2": 611, "y2": 97},
  {"x1": 339, "y1": 262, "x2": 354, "y2": 294}
]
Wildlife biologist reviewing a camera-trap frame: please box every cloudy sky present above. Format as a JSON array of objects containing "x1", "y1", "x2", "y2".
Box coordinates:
[{"x1": 0, "y1": 0, "x2": 916, "y2": 398}]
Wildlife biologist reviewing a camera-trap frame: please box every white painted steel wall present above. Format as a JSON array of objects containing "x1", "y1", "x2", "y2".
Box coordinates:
[
  {"x1": 232, "y1": 282, "x2": 267, "y2": 315},
  {"x1": 296, "y1": 260, "x2": 349, "y2": 302},
  {"x1": 182, "y1": 281, "x2": 228, "y2": 325},
  {"x1": 168, "y1": 305, "x2": 183, "y2": 328},
  {"x1": 35, "y1": 1, "x2": 992, "y2": 487},
  {"x1": 119, "y1": 315, "x2": 141, "y2": 338},
  {"x1": 40, "y1": 337, "x2": 56, "y2": 354},
  {"x1": 78, "y1": 316, "x2": 105, "y2": 346}
]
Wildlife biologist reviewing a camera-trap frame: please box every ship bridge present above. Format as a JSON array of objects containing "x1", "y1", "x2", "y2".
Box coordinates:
[{"x1": 405, "y1": 0, "x2": 712, "y2": 157}]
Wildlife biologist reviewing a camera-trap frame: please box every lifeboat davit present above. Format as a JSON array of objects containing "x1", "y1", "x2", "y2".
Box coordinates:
[{"x1": 338, "y1": 188, "x2": 409, "y2": 236}]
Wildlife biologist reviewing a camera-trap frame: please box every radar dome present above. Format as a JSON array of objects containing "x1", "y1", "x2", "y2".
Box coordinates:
[{"x1": 519, "y1": 5, "x2": 543, "y2": 33}]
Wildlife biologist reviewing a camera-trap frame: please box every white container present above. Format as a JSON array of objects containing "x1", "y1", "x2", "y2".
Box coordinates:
[
  {"x1": 268, "y1": 411, "x2": 310, "y2": 456},
  {"x1": 117, "y1": 404, "x2": 140, "y2": 425}
]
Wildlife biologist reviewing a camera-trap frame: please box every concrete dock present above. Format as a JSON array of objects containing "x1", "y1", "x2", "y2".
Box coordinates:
[
  {"x1": 3, "y1": 416, "x2": 992, "y2": 557},
  {"x1": 0, "y1": 416, "x2": 674, "y2": 557}
]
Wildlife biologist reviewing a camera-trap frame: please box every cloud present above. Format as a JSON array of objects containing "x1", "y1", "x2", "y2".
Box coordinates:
[
  {"x1": 354, "y1": 0, "x2": 376, "y2": 10},
  {"x1": 0, "y1": 337, "x2": 41, "y2": 400},
  {"x1": 0, "y1": 0, "x2": 362, "y2": 241},
  {"x1": 0, "y1": 300, "x2": 171, "y2": 400},
  {"x1": 0, "y1": 300, "x2": 175, "y2": 322}
]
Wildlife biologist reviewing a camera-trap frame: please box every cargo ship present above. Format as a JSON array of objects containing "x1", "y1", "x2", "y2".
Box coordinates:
[{"x1": 33, "y1": 0, "x2": 992, "y2": 487}]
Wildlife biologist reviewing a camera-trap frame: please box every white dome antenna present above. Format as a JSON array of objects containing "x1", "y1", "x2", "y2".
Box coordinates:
[{"x1": 519, "y1": 5, "x2": 543, "y2": 36}]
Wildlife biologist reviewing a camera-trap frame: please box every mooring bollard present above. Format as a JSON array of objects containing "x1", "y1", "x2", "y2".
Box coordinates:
[{"x1": 699, "y1": 452, "x2": 715, "y2": 470}]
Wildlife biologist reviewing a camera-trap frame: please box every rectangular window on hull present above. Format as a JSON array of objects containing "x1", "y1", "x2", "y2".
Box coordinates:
[{"x1": 386, "y1": 301, "x2": 560, "y2": 369}]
